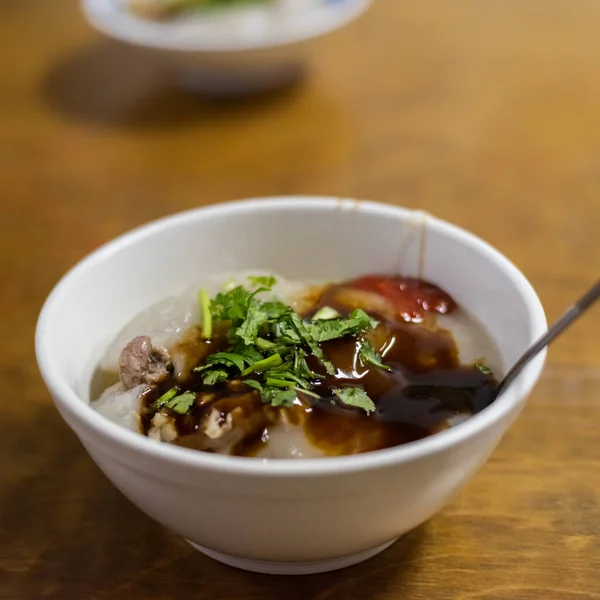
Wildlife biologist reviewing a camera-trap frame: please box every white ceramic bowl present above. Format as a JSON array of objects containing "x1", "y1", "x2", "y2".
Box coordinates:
[
  {"x1": 36, "y1": 197, "x2": 547, "y2": 575},
  {"x1": 81, "y1": 0, "x2": 372, "y2": 96}
]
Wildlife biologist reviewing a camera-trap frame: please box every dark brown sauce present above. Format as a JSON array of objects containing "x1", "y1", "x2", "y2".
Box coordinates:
[
  {"x1": 300, "y1": 316, "x2": 495, "y2": 456},
  {"x1": 139, "y1": 276, "x2": 497, "y2": 457}
]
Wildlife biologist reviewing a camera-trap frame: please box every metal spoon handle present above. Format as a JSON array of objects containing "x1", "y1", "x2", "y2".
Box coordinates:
[{"x1": 495, "y1": 279, "x2": 600, "y2": 397}]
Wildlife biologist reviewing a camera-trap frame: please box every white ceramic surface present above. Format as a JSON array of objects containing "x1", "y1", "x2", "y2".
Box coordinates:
[
  {"x1": 36, "y1": 197, "x2": 547, "y2": 575},
  {"x1": 81, "y1": 0, "x2": 372, "y2": 96},
  {"x1": 187, "y1": 538, "x2": 398, "y2": 575}
]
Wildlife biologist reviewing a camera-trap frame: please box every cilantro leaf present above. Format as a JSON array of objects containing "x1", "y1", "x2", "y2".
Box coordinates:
[
  {"x1": 244, "y1": 375, "x2": 298, "y2": 407},
  {"x1": 350, "y1": 308, "x2": 380, "y2": 331},
  {"x1": 307, "y1": 319, "x2": 348, "y2": 343},
  {"x1": 241, "y1": 353, "x2": 283, "y2": 376},
  {"x1": 274, "y1": 319, "x2": 302, "y2": 344},
  {"x1": 190, "y1": 280, "x2": 384, "y2": 410},
  {"x1": 265, "y1": 377, "x2": 295, "y2": 389},
  {"x1": 154, "y1": 388, "x2": 197, "y2": 414},
  {"x1": 243, "y1": 379, "x2": 263, "y2": 392},
  {"x1": 268, "y1": 354, "x2": 316, "y2": 390},
  {"x1": 262, "y1": 301, "x2": 291, "y2": 321},
  {"x1": 308, "y1": 309, "x2": 379, "y2": 343},
  {"x1": 198, "y1": 289, "x2": 212, "y2": 339},
  {"x1": 287, "y1": 312, "x2": 336, "y2": 375},
  {"x1": 211, "y1": 286, "x2": 252, "y2": 325},
  {"x1": 235, "y1": 297, "x2": 290, "y2": 346},
  {"x1": 333, "y1": 387, "x2": 377, "y2": 414},
  {"x1": 153, "y1": 386, "x2": 178, "y2": 410},
  {"x1": 202, "y1": 369, "x2": 229, "y2": 385},
  {"x1": 475, "y1": 363, "x2": 493, "y2": 376},
  {"x1": 236, "y1": 301, "x2": 270, "y2": 345},
  {"x1": 232, "y1": 342, "x2": 263, "y2": 365},
  {"x1": 194, "y1": 351, "x2": 247, "y2": 373},
  {"x1": 359, "y1": 339, "x2": 392, "y2": 372},
  {"x1": 261, "y1": 388, "x2": 297, "y2": 408},
  {"x1": 165, "y1": 390, "x2": 196, "y2": 414},
  {"x1": 248, "y1": 275, "x2": 277, "y2": 290},
  {"x1": 265, "y1": 367, "x2": 310, "y2": 389},
  {"x1": 294, "y1": 349, "x2": 318, "y2": 381}
]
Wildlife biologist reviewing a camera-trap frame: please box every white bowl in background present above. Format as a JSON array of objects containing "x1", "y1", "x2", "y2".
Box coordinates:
[
  {"x1": 36, "y1": 197, "x2": 547, "y2": 575},
  {"x1": 81, "y1": 0, "x2": 372, "y2": 96}
]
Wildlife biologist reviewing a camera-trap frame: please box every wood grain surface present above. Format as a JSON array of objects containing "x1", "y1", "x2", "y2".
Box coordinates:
[{"x1": 2, "y1": 1, "x2": 600, "y2": 598}]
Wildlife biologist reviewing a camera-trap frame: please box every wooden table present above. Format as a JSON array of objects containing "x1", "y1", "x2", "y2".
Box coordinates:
[{"x1": 3, "y1": 1, "x2": 600, "y2": 598}]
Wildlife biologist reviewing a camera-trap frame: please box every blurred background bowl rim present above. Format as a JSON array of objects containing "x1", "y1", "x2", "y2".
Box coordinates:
[
  {"x1": 81, "y1": 0, "x2": 373, "y2": 53},
  {"x1": 35, "y1": 196, "x2": 547, "y2": 478}
]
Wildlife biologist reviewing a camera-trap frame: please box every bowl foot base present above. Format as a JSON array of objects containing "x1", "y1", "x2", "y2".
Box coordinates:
[
  {"x1": 185, "y1": 538, "x2": 398, "y2": 575},
  {"x1": 170, "y1": 61, "x2": 306, "y2": 98}
]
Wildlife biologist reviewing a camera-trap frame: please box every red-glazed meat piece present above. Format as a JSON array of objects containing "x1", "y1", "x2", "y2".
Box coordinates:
[{"x1": 349, "y1": 275, "x2": 457, "y2": 323}]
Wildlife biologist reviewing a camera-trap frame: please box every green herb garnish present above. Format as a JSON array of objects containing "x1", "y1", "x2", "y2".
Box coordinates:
[
  {"x1": 236, "y1": 303, "x2": 270, "y2": 345},
  {"x1": 287, "y1": 312, "x2": 335, "y2": 375},
  {"x1": 202, "y1": 370, "x2": 229, "y2": 385},
  {"x1": 187, "y1": 275, "x2": 388, "y2": 414},
  {"x1": 359, "y1": 339, "x2": 392, "y2": 372},
  {"x1": 198, "y1": 289, "x2": 212, "y2": 339},
  {"x1": 243, "y1": 379, "x2": 263, "y2": 392},
  {"x1": 248, "y1": 275, "x2": 277, "y2": 289},
  {"x1": 308, "y1": 309, "x2": 379, "y2": 343},
  {"x1": 211, "y1": 285, "x2": 254, "y2": 325},
  {"x1": 154, "y1": 387, "x2": 196, "y2": 414},
  {"x1": 261, "y1": 388, "x2": 297, "y2": 408},
  {"x1": 194, "y1": 351, "x2": 248, "y2": 373},
  {"x1": 475, "y1": 363, "x2": 493, "y2": 376},
  {"x1": 241, "y1": 353, "x2": 283, "y2": 376},
  {"x1": 333, "y1": 388, "x2": 377, "y2": 414},
  {"x1": 256, "y1": 337, "x2": 277, "y2": 350},
  {"x1": 166, "y1": 391, "x2": 197, "y2": 414},
  {"x1": 154, "y1": 386, "x2": 178, "y2": 410}
]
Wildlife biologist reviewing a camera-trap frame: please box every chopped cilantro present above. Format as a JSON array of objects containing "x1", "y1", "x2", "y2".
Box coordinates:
[
  {"x1": 248, "y1": 275, "x2": 277, "y2": 290},
  {"x1": 190, "y1": 276, "x2": 383, "y2": 411},
  {"x1": 256, "y1": 337, "x2": 276, "y2": 350},
  {"x1": 153, "y1": 386, "x2": 178, "y2": 410},
  {"x1": 211, "y1": 286, "x2": 252, "y2": 325},
  {"x1": 274, "y1": 319, "x2": 302, "y2": 344},
  {"x1": 154, "y1": 387, "x2": 196, "y2": 414},
  {"x1": 202, "y1": 369, "x2": 229, "y2": 385},
  {"x1": 261, "y1": 301, "x2": 291, "y2": 321},
  {"x1": 267, "y1": 367, "x2": 311, "y2": 389},
  {"x1": 165, "y1": 391, "x2": 197, "y2": 414},
  {"x1": 241, "y1": 378, "x2": 297, "y2": 407},
  {"x1": 294, "y1": 349, "x2": 318, "y2": 381},
  {"x1": 475, "y1": 363, "x2": 493, "y2": 376},
  {"x1": 232, "y1": 342, "x2": 263, "y2": 365},
  {"x1": 287, "y1": 312, "x2": 335, "y2": 375},
  {"x1": 359, "y1": 339, "x2": 392, "y2": 372},
  {"x1": 243, "y1": 379, "x2": 263, "y2": 392},
  {"x1": 333, "y1": 387, "x2": 377, "y2": 414},
  {"x1": 265, "y1": 377, "x2": 295, "y2": 389},
  {"x1": 261, "y1": 388, "x2": 297, "y2": 408},
  {"x1": 198, "y1": 289, "x2": 212, "y2": 339},
  {"x1": 241, "y1": 353, "x2": 283, "y2": 376},
  {"x1": 194, "y1": 351, "x2": 247, "y2": 373},
  {"x1": 309, "y1": 309, "x2": 379, "y2": 343}
]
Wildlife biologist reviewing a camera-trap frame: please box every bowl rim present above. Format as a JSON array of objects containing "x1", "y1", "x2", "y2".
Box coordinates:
[
  {"x1": 81, "y1": 0, "x2": 372, "y2": 53},
  {"x1": 36, "y1": 196, "x2": 547, "y2": 477}
]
